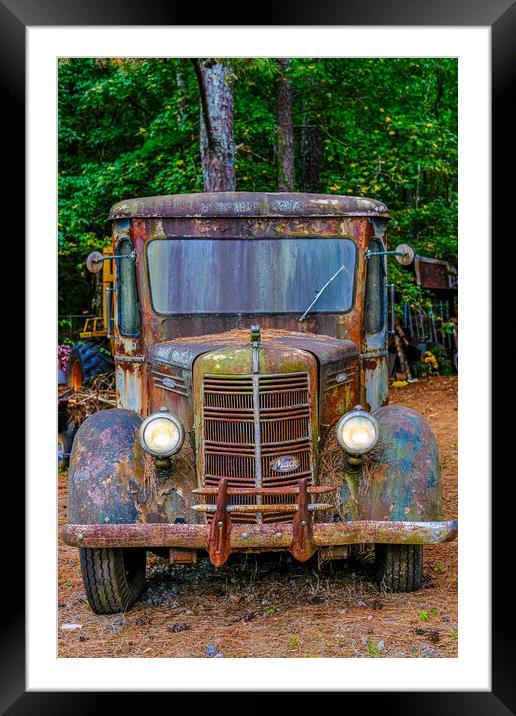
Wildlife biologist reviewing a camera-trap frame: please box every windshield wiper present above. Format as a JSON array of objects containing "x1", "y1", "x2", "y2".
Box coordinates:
[{"x1": 299, "y1": 263, "x2": 348, "y2": 322}]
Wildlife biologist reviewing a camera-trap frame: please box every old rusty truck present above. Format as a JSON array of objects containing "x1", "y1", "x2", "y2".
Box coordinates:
[{"x1": 62, "y1": 192, "x2": 457, "y2": 615}]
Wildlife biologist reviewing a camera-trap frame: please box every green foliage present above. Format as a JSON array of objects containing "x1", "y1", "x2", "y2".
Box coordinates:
[
  {"x1": 418, "y1": 608, "x2": 440, "y2": 622},
  {"x1": 58, "y1": 318, "x2": 76, "y2": 344},
  {"x1": 366, "y1": 640, "x2": 380, "y2": 657},
  {"x1": 58, "y1": 57, "x2": 457, "y2": 315},
  {"x1": 440, "y1": 320, "x2": 455, "y2": 336},
  {"x1": 412, "y1": 346, "x2": 453, "y2": 378},
  {"x1": 288, "y1": 634, "x2": 299, "y2": 648},
  {"x1": 430, "y1": 345, "x2": 454, "y2": 376}
]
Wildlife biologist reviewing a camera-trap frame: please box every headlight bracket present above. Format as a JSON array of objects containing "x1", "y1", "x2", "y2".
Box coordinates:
[{"x1": 154, "y1": 456, "x2": 173, "y2": 474}]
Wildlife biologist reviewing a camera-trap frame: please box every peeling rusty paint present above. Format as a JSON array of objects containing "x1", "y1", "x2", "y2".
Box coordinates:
[
  {"x1": 68, "y1": 409, "x2": 144, "y2": 525},
  {"x1": 68, "y1": 408, "x2": 202, "y2": 527},
  {"x1": 363, "y1": 353, "x2": 389, "y2": 411},
  {"x1": 135, "y1": 445, "x2": 202, "y2": 526},
  {"x1": 115, "y1": 361, "x2": 145, "y2": 413},
  {"x1": 109, "y1": 192, "x2": 389, "y2": 221},
  {"x1": 360, "y1": 405, "x2": 442, "y2": 522}
]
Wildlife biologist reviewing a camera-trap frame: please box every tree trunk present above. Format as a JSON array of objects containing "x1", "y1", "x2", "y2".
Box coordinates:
[
  {"x1": 300, "y1": 123, "x2": 321, "y2": 193},
  {"x1": 194, "y1": 60, "x2": 236, "y2": 192},
  {"x1": 300, "y1": 60, "x2": 321, "y2": 193},
  {"x1": 176, "y1": 67, "x2": 187, "y2": 128},
  {"x1": 276, "y1": 59, "x2": 295, "y2": 192}
]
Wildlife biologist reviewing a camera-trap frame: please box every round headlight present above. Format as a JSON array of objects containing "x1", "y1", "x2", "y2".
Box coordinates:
[
  {"x1": 140, "y1": 411, "x2": 184, "y2": 457},
  {"x1": 336, "y1": 406, "x2": 379, "y2": 455}
]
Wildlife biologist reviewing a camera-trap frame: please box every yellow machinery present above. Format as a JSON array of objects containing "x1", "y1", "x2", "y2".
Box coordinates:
[
  {"x1": 67, "y1": 246, "x2": 115, "y2": 390},
  {"x1": 79, "y1": 246, "x2": 116, "y2": 344},
  {"x1": 59, "y1": 247, "x2": 116, "y2": 466}
]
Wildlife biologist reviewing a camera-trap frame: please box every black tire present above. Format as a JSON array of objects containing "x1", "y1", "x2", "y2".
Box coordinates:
[
  {"x1": 66, "y1": 341, "x2": 113, "y2": 389},
  {"x1": 58, "y1": 407, "x2": 68, "y2": 434},
  {"x1": 79, "y1": 547, "x2": 146, "y2": 614},
  {"x1": 375, "y1": 544, "x2": 423, "y2": 592},
  {"x1": 57, "y1": 432, "x2": 73, "y2": 469}
]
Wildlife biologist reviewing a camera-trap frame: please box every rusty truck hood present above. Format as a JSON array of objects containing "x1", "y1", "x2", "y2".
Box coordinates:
[{"x1": 148, "y1": 328, "x2": 358, "y2": 370}]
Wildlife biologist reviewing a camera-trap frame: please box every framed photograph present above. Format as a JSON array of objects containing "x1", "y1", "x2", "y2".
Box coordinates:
[{"x1": 6, "y1": 0, "x2": 509, "y2": 709}]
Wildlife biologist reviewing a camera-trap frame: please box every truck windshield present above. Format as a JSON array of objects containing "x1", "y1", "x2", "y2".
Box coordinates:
[{"x1": 147, "y1": 238, "x2": 356, "y2": 315}]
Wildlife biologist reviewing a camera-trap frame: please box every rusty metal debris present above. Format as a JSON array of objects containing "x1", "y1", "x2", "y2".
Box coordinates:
[{"x1": 65, "y1": 372, "x2": 116, "y2": 425}]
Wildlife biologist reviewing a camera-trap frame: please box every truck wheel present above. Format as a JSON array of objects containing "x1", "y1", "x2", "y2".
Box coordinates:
[
  {"x1": 66, "y1": 341, "x2": 113, "y2": 389},
  {"x1": 375, "y1": 544, "x2": 423, "y2": 592},
  {"x1": 79, "y1": 547, "x2": 146, "y2": 614},
  {"x1": 57, "y1": 432, "x2": 73, "y2": 469}
]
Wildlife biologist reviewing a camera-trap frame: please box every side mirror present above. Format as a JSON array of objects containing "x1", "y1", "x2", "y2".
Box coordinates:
[
  {"x1": 86, "y1": 251, "x2": 104, "y2": 273},
  {"x1": 365, "y1": 243, "x2": 415, "y2": 265},
  {"x1": 394, "y1": 243, "x2": 415, "y2": 266},
  {"x1": 86, "y1": 249, "x2": 136, "y2": 273}
]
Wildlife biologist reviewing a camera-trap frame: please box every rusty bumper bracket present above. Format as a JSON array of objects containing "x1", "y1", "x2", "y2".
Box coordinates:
[
  {"x1": 290, "y1": 477, "x2": 317, "y2": 562},
  {"x1": 203, "y1": 477, "x2": 325, "y2": 566},
  {"x1": 209, "y1": 478, "x2": 232, "y2": 567}
]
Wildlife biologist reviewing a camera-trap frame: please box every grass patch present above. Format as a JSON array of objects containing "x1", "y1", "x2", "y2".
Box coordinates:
[
  {"x1": 367, "y1": 641, "x2": 380, "y2": 657},
  {"x1": 289, "y1": 634, "x2": 299, "y2": 649}
]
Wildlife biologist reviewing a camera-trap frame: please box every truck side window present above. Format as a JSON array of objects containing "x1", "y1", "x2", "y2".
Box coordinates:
[
  {"x1": 365, "y1": 238, "x2": 385, "y2": 334},
  {"x1": 117, "y1": 238, "x2": 140, "y2": 336}
]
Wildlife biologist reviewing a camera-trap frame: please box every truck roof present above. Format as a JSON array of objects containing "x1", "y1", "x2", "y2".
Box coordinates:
[{"x1": 109, "y1": 191, "x2": 389, "y2": 220}]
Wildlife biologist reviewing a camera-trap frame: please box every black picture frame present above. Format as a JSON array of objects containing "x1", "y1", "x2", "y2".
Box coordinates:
[{"x1": 7, "y1": 0, "x2": 510, "y2": 711}]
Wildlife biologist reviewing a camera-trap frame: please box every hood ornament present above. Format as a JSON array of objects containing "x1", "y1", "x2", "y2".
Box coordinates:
[
  {"x1": 250, "y1": 325, "x2": 261, "y2": 374},
  {"x1": 250, "y1": 325, "x2": 261, "y2": 346}
]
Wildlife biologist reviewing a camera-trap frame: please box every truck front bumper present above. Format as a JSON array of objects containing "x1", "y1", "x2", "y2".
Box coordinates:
[
  {"x1": 62, "y1": 518, "x2": 457, "y2": 548},
  {"x1": 62, "y1": 478, "x2": 457, "y2": 567}
]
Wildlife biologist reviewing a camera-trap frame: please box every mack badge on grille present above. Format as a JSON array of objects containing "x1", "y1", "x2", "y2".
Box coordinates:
[{"x1": 270, "y1": 455, "x2": 300, "y2": 473}]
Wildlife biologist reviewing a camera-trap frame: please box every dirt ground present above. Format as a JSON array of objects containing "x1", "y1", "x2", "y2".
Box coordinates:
[{"x1": 57, "y1": 375, "x2": 458, "y2": 658}]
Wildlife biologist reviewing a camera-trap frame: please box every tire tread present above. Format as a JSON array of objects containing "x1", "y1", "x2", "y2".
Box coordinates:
[
  {"x1": 376, "y1": 544, "x2": 423, "y2": 592},
  {"x1": 79, "y1": 547, "x2": 145, "y2": 614}
]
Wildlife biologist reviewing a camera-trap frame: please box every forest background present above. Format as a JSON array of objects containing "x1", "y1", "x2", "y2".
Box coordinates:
[{"x1": 58, "y1": 57, "x2": 457, "y2": 333}]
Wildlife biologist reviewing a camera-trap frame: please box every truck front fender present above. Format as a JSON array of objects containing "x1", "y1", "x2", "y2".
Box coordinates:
[
  {"x1": 358, "y1": 405, "x2": 442, "y2": 522},
  {"x1": 67, "y1": 408, "x2": 144, "y2": 525}
]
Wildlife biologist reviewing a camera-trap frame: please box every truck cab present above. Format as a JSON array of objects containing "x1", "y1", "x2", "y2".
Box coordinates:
[{"x1": 62, "y1": 192, "x2": 457, "y2": 614}]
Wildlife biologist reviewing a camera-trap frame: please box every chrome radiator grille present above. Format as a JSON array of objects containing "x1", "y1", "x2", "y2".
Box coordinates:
[{"x1": 202, "y1": 372, "x2": 313, "y2": 523}]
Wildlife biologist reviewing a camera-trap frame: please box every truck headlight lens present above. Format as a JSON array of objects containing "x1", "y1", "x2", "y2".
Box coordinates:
[
  {"x1": 140, "y1": 411, "x2": 184, "y2": 457},
  {"x1": 336, "y1": 407, "x2": 379, "y2": 455}
]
